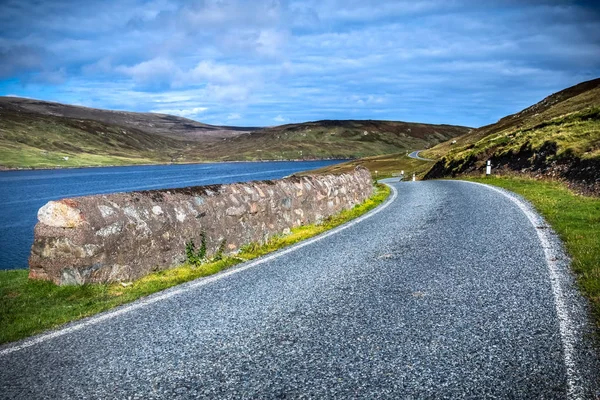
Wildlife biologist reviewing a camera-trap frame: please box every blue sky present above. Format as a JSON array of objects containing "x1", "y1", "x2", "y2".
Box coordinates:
[{"x1": 1, "y1": 0, "x2": 599, "y2": 128}]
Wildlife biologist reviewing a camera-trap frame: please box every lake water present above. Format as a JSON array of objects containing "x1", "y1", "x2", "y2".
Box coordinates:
[{"x1": 0, "y1": 160, "x2": 343, "y2": 270}]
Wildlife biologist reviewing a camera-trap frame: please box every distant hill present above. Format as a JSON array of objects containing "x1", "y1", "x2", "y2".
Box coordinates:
[
  {"x1": 0, "y1": 97, "x2": 470, "y2": 169},
  {"x1": 208, "y1": 120, "x2": 470, "y2": 161},
  {"x1": 0, "y1": 97, "x2": 260, "y2": 169},
  {"x1": 423, "y1": 78, "x2": 600, "y2": 194},
  {"x1": 0, "y1": 97, "x2": 257, "y2": 141}
]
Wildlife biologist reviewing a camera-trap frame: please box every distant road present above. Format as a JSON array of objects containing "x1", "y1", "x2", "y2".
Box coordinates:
[
  {"x1": 408, "y1": 150, "x2": 433, "y2": 161},
  {"x1": 1, "y1": 180, "x2": 598, "y2": 398}
]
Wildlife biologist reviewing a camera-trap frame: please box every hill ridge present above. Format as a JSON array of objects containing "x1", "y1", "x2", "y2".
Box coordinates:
[
  {"x1": 0, "y1": 97, "x2": 469, "y2": 169},
  {"x1": 423, "y1": 78, "x2": 600, "y2": 195}
]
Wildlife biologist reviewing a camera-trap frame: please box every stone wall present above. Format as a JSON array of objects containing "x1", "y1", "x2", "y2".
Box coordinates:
[{"x1": 29, "y1": 167, "x2": 373, "y2": 285}]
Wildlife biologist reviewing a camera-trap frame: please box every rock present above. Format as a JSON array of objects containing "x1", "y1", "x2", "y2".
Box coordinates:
[
  {"x1": 29, "y1": 167, "x2": 373, "y2": 285},
  {"x1": 226, "y1": 206, "x2": 246, "y2": 217},
  {"x1": 38, "y1": 200, "x2": 83, "y2": 228}
]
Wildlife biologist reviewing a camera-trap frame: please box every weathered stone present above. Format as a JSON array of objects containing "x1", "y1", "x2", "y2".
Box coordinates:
[
  {"x1": 281, "y1": 198, "x2": 292, "y2": 209},
  {"x1": 29, "y1": 167, "x2": 372, "y2": 285},
  {"x1": 98, "y1": 205, "x2": 115, "y2": 218},
  {"x1": 151, "y1": 205, "x2": 164, "y2": 216},
  {"x1": 38, "y1": 200, "x2": 83, "y2": 228},
  {"x1": 95, "y1": 222, "x2": 123, "y2": 237},
  {"x1": 226, "y1": 206, "x2": 246, "y2": 217}
]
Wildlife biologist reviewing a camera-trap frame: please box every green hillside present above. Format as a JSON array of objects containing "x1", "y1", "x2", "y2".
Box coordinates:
[
  {"x1": 208, "y1": 120, "x2": 470, "y2": 161},
  {"x1": 0, "y1": 97, "x2": 469, "y2": 169},
  {"x1": 423, "y1": 78, "x2": 600, "y2": 194},
  {"x1": 0, "y1": 108, "x2": 193, "y2": 169}
]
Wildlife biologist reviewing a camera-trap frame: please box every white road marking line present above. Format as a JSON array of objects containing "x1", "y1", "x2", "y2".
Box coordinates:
[
  {"x1": 0, "y1": 185, "x2": 398, "y2": 357},
  {"x1": 463, "y1": 180, "x2": 583, "y2": 399}
]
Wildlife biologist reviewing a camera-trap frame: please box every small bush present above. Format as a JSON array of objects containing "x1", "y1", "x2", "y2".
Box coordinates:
[
  {"x1": 185, "y1": 231, "x2": 208, "y2": 266},
  {"x1": 213, "y1": 239, "x2": 227, "y2": 261}
]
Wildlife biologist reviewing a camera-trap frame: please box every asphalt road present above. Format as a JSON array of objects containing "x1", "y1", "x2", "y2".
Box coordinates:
[
  {"x1": 1, "y1": 180, "x2": 599, "y2": 399},
  {"x1": 408, "y1": 150, "x2": 433, "y2": 161}
]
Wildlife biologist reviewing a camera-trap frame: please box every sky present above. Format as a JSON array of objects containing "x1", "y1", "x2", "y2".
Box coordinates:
[{"x1": 1, "y1": 0, "x2": 599, "y2": 128}]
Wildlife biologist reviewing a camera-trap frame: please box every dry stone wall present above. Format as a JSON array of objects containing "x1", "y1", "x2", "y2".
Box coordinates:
[{"x1": 29, "y1": 167, "x2": 373, "y2": 285}]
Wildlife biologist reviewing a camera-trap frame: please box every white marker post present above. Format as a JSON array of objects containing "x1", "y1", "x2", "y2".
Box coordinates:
[
  {"x1": 486, "y1": 160, "x2": 492, "y2": 175},
  {"x1": 375, "y1": 170, "x2": 378, "y2": 180},
  {"x1": 412, "y1": 173, "x2": 416, "y2": 182}
]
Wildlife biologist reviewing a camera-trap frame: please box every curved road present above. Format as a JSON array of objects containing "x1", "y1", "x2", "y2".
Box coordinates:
[
  {"x1": 1, "y1": 180, "x2": 599, "y2": 399},
  {"x1": 408, "y1": 150, "x2": 433, "y2": 161}
]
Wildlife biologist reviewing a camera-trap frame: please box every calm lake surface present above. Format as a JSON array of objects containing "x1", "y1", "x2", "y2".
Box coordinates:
[{"x1": 0, "y1": 160, "x2": 344, "y2": 270}]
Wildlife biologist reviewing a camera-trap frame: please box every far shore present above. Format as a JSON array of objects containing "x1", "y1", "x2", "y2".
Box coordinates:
[{"x1": 0, "y1": 158, "x2": 351, "y2": 173}]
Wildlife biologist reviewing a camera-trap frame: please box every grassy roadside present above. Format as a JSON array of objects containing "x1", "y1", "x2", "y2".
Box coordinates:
[
  {"x1": 0, "y1": 183, "x2": 390, "y2": 345},
  {"x1": 303, "y1": 152, "x2": 434, "y2": 180},
  {"x1": 465, "y1": 175, "x2": 600, "y2": 332}
]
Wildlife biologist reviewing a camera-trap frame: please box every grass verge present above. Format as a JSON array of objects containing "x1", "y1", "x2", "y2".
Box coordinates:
[
  {"x1": 0, "y1": 183, "x2": 390, "y2": 345},
  {"x1": 466, "y1": 175, "x2": 600, "y2": 332},
  {"x1": 303, "y1": 152, "x2": 434, "y2": 180}
]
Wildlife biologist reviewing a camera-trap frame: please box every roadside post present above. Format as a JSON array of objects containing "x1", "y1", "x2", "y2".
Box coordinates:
[
  {"x1": 392, "y1": 171, "x2": 404, "y2": 181},
  {"x1": 375, "y1": 170, "x2": 378, "y2": 180},
  {"x1": 412, "y1": 173, "x2": 416, "y2": 182},
  {"x1": 486, "y1": 160, "x2": 492, "y2": 175}
]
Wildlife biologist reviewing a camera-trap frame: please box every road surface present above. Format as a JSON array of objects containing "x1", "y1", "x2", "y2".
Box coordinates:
[
  {"x1": 408, "y1": 150, "x2": 433, "y2": 161},
  {"x1": 1, "y1": 180, "x2": 598, "y2": 399}
]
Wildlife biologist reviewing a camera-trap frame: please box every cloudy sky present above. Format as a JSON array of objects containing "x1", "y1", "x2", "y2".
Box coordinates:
[{"x1": 1, "y1": 0, "x2": 599, "y2": 127}]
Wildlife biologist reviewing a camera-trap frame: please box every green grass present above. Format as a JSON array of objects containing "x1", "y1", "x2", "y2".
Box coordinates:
[
  {"x1": 0, "y1": 183, "x2": 390, "y2": 345},
  {"x1": 0, "y1": 110, "x2": 200, "y2": 168},
  {"x1": 0, "y1": 141, "x2": 158, "y2": 169},
  {"x1": 466, "y1": 175, "x2": 600, "y2": 332},
  {"x1": 446, "y1": 108, "x2": 600, "y2": 164},
  {"x1": 303, "y1": 152, "x2": 434, "y2": 180},
  {"x1": 421, "y1": 81, "x2": 600, "y2": 164},
  {"x1": 0, "y1": 105, "x2": 467, "y2": 168},
  {"x1": 211, "y1": 120, "x2": 468, "y2": 162}
]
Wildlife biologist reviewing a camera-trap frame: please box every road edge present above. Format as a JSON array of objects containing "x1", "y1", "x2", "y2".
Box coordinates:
[
  {"x1": 462, "y1": 180, "x2": 600, "y2": 399},
  {"x1": 0, "y1": 184, "x2": 398, "y2": 357}
]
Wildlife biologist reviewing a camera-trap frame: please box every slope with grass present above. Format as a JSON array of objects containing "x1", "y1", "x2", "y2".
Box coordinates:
[
  {"x1": 0, "y1": 107, "x2": 196, "y2": 168},
  {"x1": 214, "y1": 120, "x2": 469, "y2": 161},
  {"x1": 0, "y1": 97, "x2": 255, "y2": 169},
  {"x1": 0, "y1": 97, "x2": 470, "y2": 169},
  {"x1": 303, "y1": 152, "x2": 434, "y2": 180},
  {"x1": 0, "y1": 96, "x2": 255, "y2": 141},
  {"x1": 423, "y1": 78, "x2": 600, "y2": 194}
]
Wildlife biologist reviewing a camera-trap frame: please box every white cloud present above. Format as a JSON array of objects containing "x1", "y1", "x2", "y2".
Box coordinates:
[
  {"x1": 181, "y1": 0, "x2": 283, "y2": 30},
  {"x1": 150, "y1": 107, "x2": 208, "y2": 118},
  {"x1": 350, "y1": 95, "x2": 386, "y2": 105},
  {"x1": 0, "y1": 44, "x2": 47, "y2": 78},
  {"x1": 185, "y1": 61, "x2": 257, "y2": 85},
  {"x1": 3, "y1": 0, "x2": 600, "y2": 129},
  {"x1": 81, "y1": 57, "x2": 113, "y2": 75},
  {"x1": 227, "y1": 113, "x2": 242, "y2": 120},
  {"x1": 31, "y1": 67, "x2": 67, "y2": 84},
  {"x1": 3, "y1": 93, "x2": 33, "y2": 98},
  {"x1": 256, "y1": 29, "x2": 288, "y2": 57},
  {"x1": 315, "y1": 0, "x2": 446, "y2": 22},
  {"x1": 115, "y1": 58, "x2": 262, "y2": 102},
  {"x1": 116, "y1": 57, "x2": 181, "y2": 86},
  {"x1": 205, "y1": 84, "x2": 252, "y2": 102}
]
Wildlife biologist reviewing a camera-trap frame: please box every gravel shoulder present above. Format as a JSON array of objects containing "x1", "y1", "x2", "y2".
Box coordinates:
[{"x1": 1, "y1": 180, "x2": 598, "y2": 399}]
